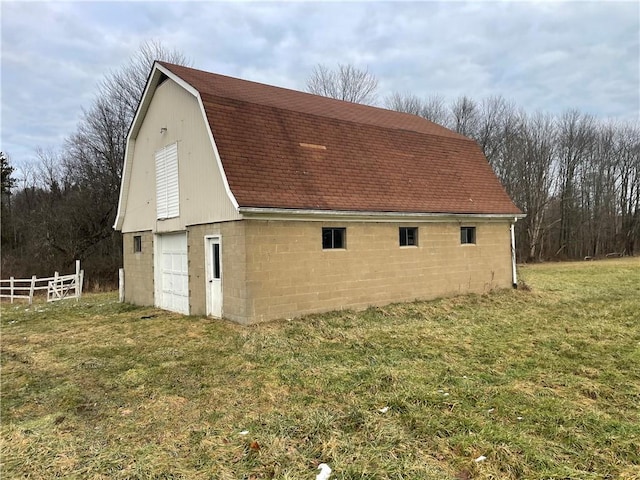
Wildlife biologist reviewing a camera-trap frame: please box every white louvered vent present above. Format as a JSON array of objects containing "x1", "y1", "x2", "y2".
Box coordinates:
[{"x1": 156, "y1": 143, "x2": 179, "y2": 220}]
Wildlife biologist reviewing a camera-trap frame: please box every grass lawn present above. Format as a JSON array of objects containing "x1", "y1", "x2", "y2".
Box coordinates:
[{"x1": 2, "y1": 258, "x2": 639, "y2": 479}]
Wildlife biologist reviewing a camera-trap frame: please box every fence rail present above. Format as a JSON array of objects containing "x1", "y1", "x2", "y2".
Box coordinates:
[{"x1": 0, "y1": 261, "x2": 84, "y2": 305}]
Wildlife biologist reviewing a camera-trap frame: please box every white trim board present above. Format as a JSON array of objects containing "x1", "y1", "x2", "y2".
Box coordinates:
[{"x1": 238, "y1": 207, "x2": 526, "y2": 223}]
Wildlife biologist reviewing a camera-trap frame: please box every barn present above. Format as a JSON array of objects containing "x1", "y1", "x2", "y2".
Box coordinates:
[{"x1": 114, "y1": 62, "x2": 524, "y2": 324}]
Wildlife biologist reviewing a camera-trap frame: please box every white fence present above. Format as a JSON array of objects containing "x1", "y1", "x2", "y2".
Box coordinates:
[{"x1": 0, "y1": 260, "x2": 84, "y2": 305}]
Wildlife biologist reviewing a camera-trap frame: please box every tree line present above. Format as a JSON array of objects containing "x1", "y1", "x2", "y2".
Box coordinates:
[
  {"x1": 411, "y1": 96, "x2": 640, "y2": 261},
  {"x1": 1, "y1": 56, "x2": 638, "y2": 288},
  {"x1": 409, "y1": 94, "x2": 639, "y2": 262}
]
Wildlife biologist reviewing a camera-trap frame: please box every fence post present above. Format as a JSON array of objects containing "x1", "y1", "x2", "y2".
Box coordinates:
[
  {"x1": 119, "y1": 268, "x2": 125, "y2": 303},
  {"x1": 10, "y1": 277, "x2": 14, "y2": 303},
  {"x1": 29, "y1": 275, "x2": 36, "y2": 305},
  {"x1": 51, "y1": 271, "x2": 59, "y2": 302},
  {"x1": 75, "y1": 260, "x2": 81, "y2": 301}
]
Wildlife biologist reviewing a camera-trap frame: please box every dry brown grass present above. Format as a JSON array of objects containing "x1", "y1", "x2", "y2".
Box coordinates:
[{"x1": 2, "y1": 258, "x2": 639, "y2": 479}]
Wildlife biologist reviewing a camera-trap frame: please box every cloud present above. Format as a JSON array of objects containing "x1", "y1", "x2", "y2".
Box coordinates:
[{"x1": 1, "y1": 0, "x2": 638, "y2": 166}]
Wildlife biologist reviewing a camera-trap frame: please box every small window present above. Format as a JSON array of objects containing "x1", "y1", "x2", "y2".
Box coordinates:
[
  {"x1": 213, "y1": 243, "x2": 220, "y2": 279},
  {"x1": 133, "y1": 235, "x2": 142, "y2": 253},
  {"x1": 322, "y1": 227, "x2": 346, "y2": 249},
  {"x1": 399, "y1": 227, "x2": 418, "y2": 246},
  {"x1": 460, "y1": 226, "x2": 476, "y2": 244}
]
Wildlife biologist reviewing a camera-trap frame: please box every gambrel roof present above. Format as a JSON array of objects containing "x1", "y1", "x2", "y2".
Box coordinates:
[{"x1": 116, "y1": 62, "x2": 522, "y2": 229}]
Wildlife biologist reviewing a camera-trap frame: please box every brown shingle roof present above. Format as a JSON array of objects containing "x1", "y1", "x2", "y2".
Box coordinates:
[{"x1": 159, "y1": 62, "x2": 522, "y2": 215}]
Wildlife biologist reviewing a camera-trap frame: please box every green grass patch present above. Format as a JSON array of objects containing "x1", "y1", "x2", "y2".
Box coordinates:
[{"x1": 2, "y1": 258, "x2": 639, "y2": 479}]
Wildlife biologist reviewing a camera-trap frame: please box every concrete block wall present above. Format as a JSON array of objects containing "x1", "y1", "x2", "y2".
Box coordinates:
[
  {"x1": 122, "y1": 231, "x2": 154, "y2": 306},
  {"x1": 218, "y1": 221, "x2": 249, "y2": 324},
  {"x1": 186, "y1": 224, "x2": 218, "y2": 316},
  {"x1": 187, "y1": 221, "x2": 248, "y2": 322},
  {"x1": 242, "y1": 220, "x2": 513, "y2": 323},
  {"x1": 122, "y1": 219, "x2": 513, "y2": 325}
]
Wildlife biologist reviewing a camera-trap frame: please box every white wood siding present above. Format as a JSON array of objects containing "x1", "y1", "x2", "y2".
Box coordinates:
[{"x1": 121, "y1": 78, "x2": 240, "y2": 233}]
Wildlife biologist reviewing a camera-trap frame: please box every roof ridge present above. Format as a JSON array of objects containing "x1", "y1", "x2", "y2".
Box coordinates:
[{"x1": 157, "y1": 61, "x2": 469, "y2": 141}]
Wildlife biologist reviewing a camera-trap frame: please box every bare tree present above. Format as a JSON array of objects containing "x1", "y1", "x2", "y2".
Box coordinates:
[
  {"x1": 450, "y1": 95, "x2": 479, "y2": 137},
  {"x1": 421, "y1": 94, "x2": 449, "y2": 126},
  {"x1": 100, "y1": 40, "x2": 189, "y2": 124},
  {"x1": 384, "y1": 92, "x2": 424, "y2": 115},
  {"x1": 519, "y1": 112, "x2": 557, "y2": 260},
  {"x1": 475, "y1": 96, "x2": 514, "y2": 164},
  {"x1": 35, "y1": 148, "x2": 67, "y2": 193},
  {"x1": 617, "y1": 124, "x2": 640, "y2": 255},
  {"x1": 384, "y1": 92, "x2": 449, "y2": 126},
  {"x1": 306, "y1": 64, "x2": 378, "y2": 104},
  {"x1": 555, "y1": 109, "x2": 595, "y2": 258},
  {"x1": 489, "y1": 108, "x2": 524, "y2": 193}
]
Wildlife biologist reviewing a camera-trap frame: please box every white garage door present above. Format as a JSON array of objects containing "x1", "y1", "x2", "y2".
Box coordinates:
[{"x1": 155, "y1": 233, "x2": 189, "y2": 314}]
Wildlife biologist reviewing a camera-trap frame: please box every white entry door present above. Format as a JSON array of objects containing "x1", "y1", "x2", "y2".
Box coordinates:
[
  {"x1": 155, "y1": 232, "x2": 189, "y2": 314},
  {"x1": 205, "y1": 236, "x2": 222, "y2": 317}
]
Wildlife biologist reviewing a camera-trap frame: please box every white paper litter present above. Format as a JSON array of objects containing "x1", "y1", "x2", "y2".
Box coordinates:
[
  {"x1": 475, "y1": 455, "x2": 487, "y2": 463},
  {"x1": 316, "y1": 463, "x2": 332, "y2": 480},
  {"x1": 517, "y1": 416, "x2": 524, "y2": 420},
  {"x1": 239, "y1": 430, "x2": 249, "y2": 435},
  {"x1": 487, "y1": 408, "x2": 495, "y2": 413},
  {"x1": 378, "y1": 407, "x2": 389, "y2": 413}
]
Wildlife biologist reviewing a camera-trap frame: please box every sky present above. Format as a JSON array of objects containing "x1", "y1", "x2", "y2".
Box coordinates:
[{"x1": 2, "y1": 0, "x2": 639, "y2": 167}]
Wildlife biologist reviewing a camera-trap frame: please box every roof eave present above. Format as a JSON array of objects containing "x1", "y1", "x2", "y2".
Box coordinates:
[{"x1": 238, "y1": 207, "x2": 526, "y2": 222}]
